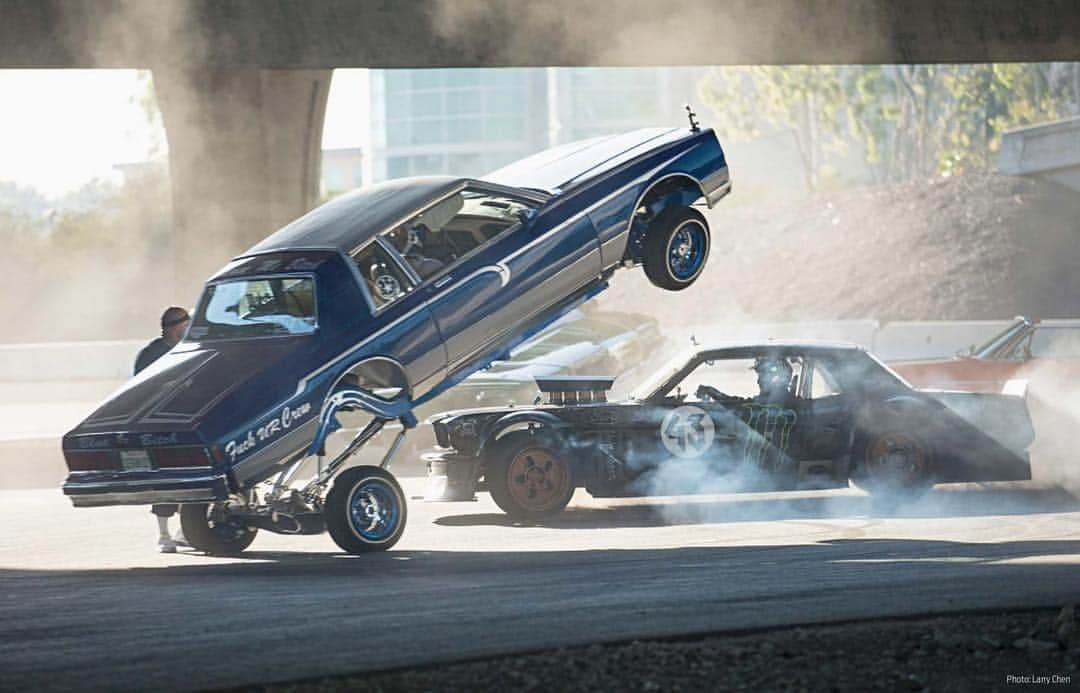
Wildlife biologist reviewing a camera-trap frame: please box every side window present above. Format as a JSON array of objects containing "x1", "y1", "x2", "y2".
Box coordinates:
[
  {"x1": 809, "y1": 362, "x2": 843, "y2": 399},
  {"x1": 381, "y1": 187, "x2": 538, "y2": 281},
  {"x1": 680, "y1": 357, "x2": 805, "y2": 402},
  {"x1": 679, "y1": 359, "x2": 760, "y2": 401},
  {"x1": 351, "y1": 242, "x2": 416, "y2": 310}
]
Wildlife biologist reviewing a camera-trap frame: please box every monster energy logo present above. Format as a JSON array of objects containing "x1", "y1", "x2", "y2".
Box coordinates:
[{"x1": 742, "y1": 404, "x2": 797, "y2": 470}]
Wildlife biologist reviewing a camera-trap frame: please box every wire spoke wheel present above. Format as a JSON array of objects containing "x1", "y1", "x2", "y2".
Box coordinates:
[
  {"x1": 348, "y1": 479, "x2": 400, "y2": 541},
  {"x1": 642, "y1": 206, "x2": 711, "y2": 291},
  {"x1": 326, "y1": 466, "x2": 407, "y2": 554},
  {"x1": 666, "y1": 221, "x2": 708, "y2": 280}
]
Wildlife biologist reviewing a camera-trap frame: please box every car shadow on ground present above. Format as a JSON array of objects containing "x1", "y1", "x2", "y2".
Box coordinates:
[
  {"x1": 433, "y1": 484, "x2": 1080, "y2": 529},
  {"x1": 5, "y1": 537, "x2": 1080, "y2": 579}
]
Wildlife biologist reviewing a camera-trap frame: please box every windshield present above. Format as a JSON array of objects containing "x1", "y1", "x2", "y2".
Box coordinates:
[
  {"x1": 188, "y1": 276, "x2": 317, "y2": 340},
  {"x1": 629, "y1": 348, "x2": 697, "y2": 400},
  {"x1": 630, "y1": 348, "x2": 911, "y2": 400},
  {"x1": 972, "y1": 318, "x2": 1029, "y2": 358}
]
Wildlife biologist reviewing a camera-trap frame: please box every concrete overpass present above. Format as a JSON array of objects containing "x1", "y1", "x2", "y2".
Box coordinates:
[
  {"x1": 3, "y1": 0, "x2": 1080, "y2": 296},
  {"x1": 999, "y1": 117, "x2": 1080, "y2": 192}
]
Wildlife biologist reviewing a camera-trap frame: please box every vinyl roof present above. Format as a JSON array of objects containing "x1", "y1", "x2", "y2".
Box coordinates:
[{"x1": 243, "y1": 176, "x2": 465, "y2": 256}]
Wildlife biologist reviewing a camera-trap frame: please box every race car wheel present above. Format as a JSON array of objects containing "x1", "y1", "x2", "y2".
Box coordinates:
[
  {"x1": 853, "y1": 429, "x2": 934, "y2": 495},
  {"x1": 642, "y1": 206, "x2": 710, "y2": 291},
  {"x1": 488, "y1": 432, "x2": 575, "y2": 521},
  {"x1": 179, "y1": 503, "x2": 258, "y2": 556},
  {"x1": 325, "y1": 466, "x2": 407, "y2": 554}
]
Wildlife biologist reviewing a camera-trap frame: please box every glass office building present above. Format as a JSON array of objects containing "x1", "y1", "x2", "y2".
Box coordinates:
[
  {"x1": 368, "y1": 66, "x2": 708, "y2": 182},
  {"x1": 369, "y1": 68, "x2": 549, "y2": 182}
]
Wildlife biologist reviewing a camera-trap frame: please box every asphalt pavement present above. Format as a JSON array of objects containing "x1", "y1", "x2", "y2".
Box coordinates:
[{"x1": 2, "y1": 479, "x2": 1079, "y2": 691}]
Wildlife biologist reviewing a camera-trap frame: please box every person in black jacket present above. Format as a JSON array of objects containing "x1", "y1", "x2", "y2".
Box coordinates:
[
  {"x1": 135, "y1": 306, "x2": 190, "y2": 552},
  {"x1": 134, "y1": 306, "x2": 190, "y2": 376}
]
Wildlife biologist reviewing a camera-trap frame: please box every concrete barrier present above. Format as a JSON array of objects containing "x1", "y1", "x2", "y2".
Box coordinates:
[
  {"x1": 681, "y1": 320, "x2": 879, "y2": 351},
  {"x1": 870, "y1": 320, "x2": 1016, "y2": 361},
  {"x1": 999, "y1": 116, "x2": 1080, "y2": 192},
  {"x1": 0, "y1": 320, "x2": 1030, "y2": 383},
  {"x1": 0, "y1": 319, "x2": 1061, "y2": 489},
  {"x1": 671, "y1": 319, "x2": 1017, "y2": 361},
  {"x1": 0, "y1": 340, "x2": 143, "y2": 381}
]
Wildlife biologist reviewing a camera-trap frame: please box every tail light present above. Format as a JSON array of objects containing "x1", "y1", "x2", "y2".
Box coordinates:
[
  {"x1": 153, "y1": 447, "x2": 212, "y2": 468},
  {"x1": 66, "y1": 450, "x2": 119, "y2": 472}
]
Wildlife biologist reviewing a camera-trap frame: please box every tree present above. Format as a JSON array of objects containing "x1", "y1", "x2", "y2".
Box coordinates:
[
  {"x1": 699, "y1": 62, "x2": 1080, "y2": 189},
  {"x1": 700, "y1": 65, "x2": 847, "y2": 191}
]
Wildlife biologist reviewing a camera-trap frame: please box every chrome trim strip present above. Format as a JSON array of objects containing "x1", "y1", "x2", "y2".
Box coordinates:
[
  {"x1": 445, "y1": 252, "x2": 604, "y2": 372},
  {"x1": 453, "y1": 263, "x2": 512, "y2": 289},
  {"x1": 706, "y1": 179, "x2": 732, "y2": 207},
  {"x1": 700, "y1": 167, "x2": 731, "y2": 208}
]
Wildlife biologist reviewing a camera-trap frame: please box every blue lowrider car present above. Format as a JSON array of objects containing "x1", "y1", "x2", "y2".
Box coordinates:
[{"x1": 61, "y1": 123, "x2": 731, "y2": 554}]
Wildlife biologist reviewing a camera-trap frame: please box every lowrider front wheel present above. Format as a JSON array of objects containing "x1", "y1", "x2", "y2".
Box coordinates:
[
  {"x1": 325, "y1": 466, "x2": 407, "y2": 554},
  {"x1": 179, "y1": 503, "x2": 258, "y2": 556},
  {"x1": 642, "y1": 206, "x2": 710, "y2": 291}
]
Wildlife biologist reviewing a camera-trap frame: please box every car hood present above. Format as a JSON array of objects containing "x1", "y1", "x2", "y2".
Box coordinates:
[
  {"x1": 483, "y1": 127, "x2": 687, "y2": 192},
  {"x1": 69, "y1": 339, "x2": 307, "y2": 435}
]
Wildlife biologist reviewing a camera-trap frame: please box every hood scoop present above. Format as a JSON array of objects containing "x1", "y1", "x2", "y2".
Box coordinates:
[{"x1": 534, "y1": 376, "x2": 615, "y2": 405}]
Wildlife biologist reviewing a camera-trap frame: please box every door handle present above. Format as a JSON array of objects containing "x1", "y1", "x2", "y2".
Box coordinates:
[{"x1": 434, "y1": 275, "x2": 454, "y2": 288}]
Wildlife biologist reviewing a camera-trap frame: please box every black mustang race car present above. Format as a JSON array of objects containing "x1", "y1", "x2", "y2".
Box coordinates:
[{"x1": 425, "y1": 342, "x2": 1035, "y2": 520}]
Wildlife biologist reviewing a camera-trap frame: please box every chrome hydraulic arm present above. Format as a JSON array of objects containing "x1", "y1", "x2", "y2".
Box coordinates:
[
  {"x1": 300, "y1": 416, "x2": 388, "y2": 497},
  {"x1": 380, "y1": 428, "x2": 407, "y2": 470}
]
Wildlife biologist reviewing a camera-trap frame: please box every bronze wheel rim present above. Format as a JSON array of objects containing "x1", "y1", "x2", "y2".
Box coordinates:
[
  {"x1": 866, "y1": 432, "x2": 928, "y2": 486},
  {"x1": 507, "y1": 446, "x2": 570, "y2": 514}
]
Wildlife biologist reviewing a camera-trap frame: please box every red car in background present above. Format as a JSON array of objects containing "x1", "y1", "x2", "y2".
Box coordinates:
[
  {"x1": 891, "y1": 317, "x2": 1080, "y2": 394},
  {"x1": 891, "y1": 317, "x2": 1080, "y2": 485}
]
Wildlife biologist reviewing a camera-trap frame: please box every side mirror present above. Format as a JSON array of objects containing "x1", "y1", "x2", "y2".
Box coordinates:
[{"x1": 517, "y1": 208, "x2": 538, "y2": 228}]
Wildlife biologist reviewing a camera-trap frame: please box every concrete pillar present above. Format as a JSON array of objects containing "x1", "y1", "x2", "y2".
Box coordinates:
[{"x1": 154, "y1": 67, "x2": 331, "y2": 302}]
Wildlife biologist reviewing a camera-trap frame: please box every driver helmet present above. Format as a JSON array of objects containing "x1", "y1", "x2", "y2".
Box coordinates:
[{"x1": 752, "y1": 356, "x2": 793, "y2": 390}]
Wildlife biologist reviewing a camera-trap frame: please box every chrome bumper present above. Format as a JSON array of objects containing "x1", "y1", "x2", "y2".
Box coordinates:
[
  {"x1": 701, "y1": 167, "x2": 732, "y2": 207},
  {"x1": 63, "y1": 473, "x2": 230, "y2": 507}
]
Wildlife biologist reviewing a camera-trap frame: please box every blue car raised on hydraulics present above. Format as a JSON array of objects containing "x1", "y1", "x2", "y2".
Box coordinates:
[{"x1": 61, "y1": 122, "x2": 731, "y2": 554}]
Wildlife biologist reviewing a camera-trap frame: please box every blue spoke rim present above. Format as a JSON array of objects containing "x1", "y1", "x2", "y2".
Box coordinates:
[
  {"x1": 348, "y1": 479, "x2": 400, "y2": 541},
  {"x1": 667, "y1": 221, "x2": 707, "y2": 280}
]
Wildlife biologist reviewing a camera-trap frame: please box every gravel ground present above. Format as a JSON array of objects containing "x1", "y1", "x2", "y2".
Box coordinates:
[
  {"x1": 601, "y1": 174, "x2": 1080, "y2": 326},
  {"x1": 237, "y1": 608, "x2": 1079, "y2": 692}
]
